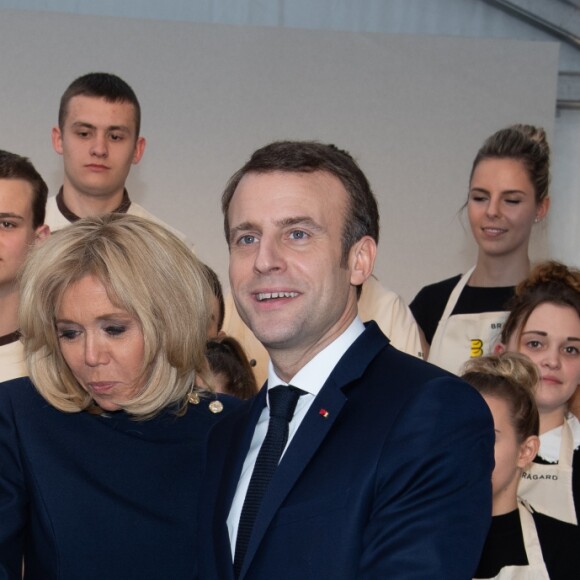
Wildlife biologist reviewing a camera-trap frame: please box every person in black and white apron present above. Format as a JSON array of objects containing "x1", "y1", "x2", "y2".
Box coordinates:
[
  {"x1": 410, "y1": 124, "x2": 551, "y2": 375},
  {"x1": 462, "y1": 352, "x2": 580, "y2": 579},
  {"x1": 497, "y1": 261, "x2": 580, "y2": 530}
]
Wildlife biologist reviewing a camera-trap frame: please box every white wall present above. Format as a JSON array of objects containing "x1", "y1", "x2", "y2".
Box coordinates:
[
  {"x1": 552, "y1": 110, "x2": 580, "y2": 268},
  {"x1": 0, "y1": 9, "x2": 559, "y2": 300}
]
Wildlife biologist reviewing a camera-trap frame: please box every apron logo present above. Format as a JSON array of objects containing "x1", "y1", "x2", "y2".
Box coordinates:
[
  {"x1": 522, "y1": 472, "x2": 558, "y2": 481},
  {"x1": 470, "y1": 339, "x2": 483, "y2": 358}
]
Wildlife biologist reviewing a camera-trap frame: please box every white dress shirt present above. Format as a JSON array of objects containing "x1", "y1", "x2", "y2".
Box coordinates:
[
  {"x1": 539, "y1": 413, "x2": 580, "y2": 462},
  {"x1": 226, "y1": 317, "x2": 365, "y2": 555},
  {"x1": 0, "y1": 339, "x2": 27, "y2": 382}
]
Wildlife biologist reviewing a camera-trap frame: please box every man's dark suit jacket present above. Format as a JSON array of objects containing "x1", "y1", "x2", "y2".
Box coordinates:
[{"x1": 199, "y1": 322, "x2": 494, "y2": 579}]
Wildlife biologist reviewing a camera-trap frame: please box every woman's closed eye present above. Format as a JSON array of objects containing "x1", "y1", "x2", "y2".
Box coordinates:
[
  {"x1": 104, "y1": 325, "x2": 127, "y2": 336},
  {"x1": 57, "y1": 328, "x2": 81, "y2": 341}
]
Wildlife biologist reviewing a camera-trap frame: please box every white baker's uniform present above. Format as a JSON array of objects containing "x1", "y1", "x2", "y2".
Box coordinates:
[
  {"x1": 428, "y1": 267, "x2": 508, "y2": 376},
  {"x1": 519, "y1": 416, "x2": 577, "y2": 525},
  {"x1": 44, "y1": 195, "x2": 189, "y2": 244},
  {"x1": 0, "y1": 340, "x2": 27, "y2": 382}
]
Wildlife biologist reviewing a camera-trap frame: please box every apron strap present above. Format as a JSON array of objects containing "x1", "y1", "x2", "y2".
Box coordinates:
[
  {"x1": 517, "y1": 501, "x2": 546, "y2": 569},
  {"x1": 439, "y1": 266, "x2": 475, "y2": 322}
]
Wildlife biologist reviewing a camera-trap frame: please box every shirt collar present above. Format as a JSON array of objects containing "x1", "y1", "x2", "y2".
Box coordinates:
[
  {"x1": 539, "y1": 413, "x2": 580, "y2": 462},
  {"x1": 267, "y1": 316, "x2": 365, "y2": 398},
  {"x1": 56, "y1": 187, "x2": 132, "y2": 222},
  {"x1": 0, "y1": 330, "x2": 20, "y2": 347}
]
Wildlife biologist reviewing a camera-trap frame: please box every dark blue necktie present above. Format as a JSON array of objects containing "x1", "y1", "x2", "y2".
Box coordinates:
[{"x1": 233, "y1": 385, "x2": 304, "y2": 577}]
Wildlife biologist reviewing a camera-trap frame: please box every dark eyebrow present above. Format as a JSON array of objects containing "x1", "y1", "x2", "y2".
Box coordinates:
[
  {"x1": 71, "y1": 121, "x2": 131, "y2": 134},
  {"x1": 228, "y1": 215, "x2": 324, "y2": 244},
  {"x1": 521, "y1": 330, "x2": 548, "y2": 337},
  {"x1": 71, "y1": 121, "x2": 96, "y2": 130},
  {"x1": 0, "y1": 213, "x2": 24, "y2": 221},
  {"x1": 228, "y1": 221, "x2": 258, "y2": 244},
  {"x1": 106, "y1": 125, "x2": 131, "y2": 133},
  {"x1": 230, "y1": 221, "x2": 256, "y2": 233},
  {"x1": 276, "y1": 216, "x2": 323, "y2": 231},
  {"x1": 469, "y1": 187, "x2": 527, "y2": 196},
  {"x1": 522, "y1": 330, "x2": 580, "y2": 342}
]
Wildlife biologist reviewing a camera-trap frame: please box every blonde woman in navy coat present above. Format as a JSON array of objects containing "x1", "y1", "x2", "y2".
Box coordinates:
[{"x1": 0, "y1": 215, "x2": 237, "y2": 579}]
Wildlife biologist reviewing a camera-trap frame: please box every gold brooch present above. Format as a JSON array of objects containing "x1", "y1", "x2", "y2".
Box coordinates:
[
  {"x1": 188, "y1": 392, "x2": 200, "y2": 405},
  {"x1": 209, "y1": 400, "x2": 223, "y2": 414}
]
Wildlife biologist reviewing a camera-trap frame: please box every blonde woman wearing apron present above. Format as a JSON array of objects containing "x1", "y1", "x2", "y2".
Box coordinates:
[
  {"x1": 410, "y1": 124, "x2": 551, "y2": 376},
  {"x1": 462, "y1": 353, "x2": 579, "y2": 579},
  {"x1": 497, "y1": 262, "x2": 580, "y2": 532}
]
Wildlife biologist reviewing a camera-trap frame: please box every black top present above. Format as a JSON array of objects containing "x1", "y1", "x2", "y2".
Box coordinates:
[
  {"x1": 474, "y1": 508, "x2": 580, "y2": 579},
  {"x1": 410, "y1": 275, "x2": 515, "y2": 345},
  {"x1": 474, "y1": 510, "x2": 527, "y2": 578}
]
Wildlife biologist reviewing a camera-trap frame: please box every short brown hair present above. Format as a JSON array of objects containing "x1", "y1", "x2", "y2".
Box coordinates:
[
  {"x1": 0, "y1": 149, "x2": 47, "y2": 228},
  {"x1": 204, "y1": 336, "x2": 258, "y2": 400},
  {"x1": 59, "y1": 72, "x2": 141, "y2": 136},
  {"x1": 222, "y1": 141, "x2": 379, "y2": 266},
  {"x1": 201, "y1": 263, "x2": 225, "y2": 333}
]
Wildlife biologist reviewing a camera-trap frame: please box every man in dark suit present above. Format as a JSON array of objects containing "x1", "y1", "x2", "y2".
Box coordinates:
[{"x1": 199, "y1": 141, "x2": 494, "y2": 579}]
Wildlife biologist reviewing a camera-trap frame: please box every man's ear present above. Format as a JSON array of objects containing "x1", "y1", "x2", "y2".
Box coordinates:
[
  {"x1": 517, "y1": 435, "x2": 540, "y2": 469},
  {"x1": 51, "y1": 127, "x2": 64, "y2": 155},
  {"x1": 34, "y1": 224, "x2": 50, "y2": 244},
  {"x1": 132, "y1": 136, "x2": 146, "y2": 165},
  {"x1": 349, "y1": 236, "x2": 376, "y2": 287}
]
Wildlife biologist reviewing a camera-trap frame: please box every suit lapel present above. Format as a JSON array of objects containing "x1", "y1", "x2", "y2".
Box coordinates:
[{"x1": 239, "y1": 322, "x2": 389, "y2": 578}]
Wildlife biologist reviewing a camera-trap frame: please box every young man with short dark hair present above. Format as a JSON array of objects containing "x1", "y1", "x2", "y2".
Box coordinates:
[
  {"x1": 47, "y1": 72, "x2": 185, "y2": 240},
  {"x1": 0, "y1": 150, "x2": 49, "y2": 381}
]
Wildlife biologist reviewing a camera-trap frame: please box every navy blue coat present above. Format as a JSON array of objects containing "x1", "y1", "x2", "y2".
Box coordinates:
[
  {"x1": 198, "y1": 322, "x2": 494, "y2": 579},
  {"x1": 0, "y1": 377, "x2": 237, "y2": 579}
]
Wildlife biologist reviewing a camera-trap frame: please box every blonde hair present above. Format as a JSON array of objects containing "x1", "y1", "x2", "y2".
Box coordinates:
[
  {"x1": 19, "y1": 214, "x2": 212, "y2": 418},
  {"x1": 462, "y1": 352, "x2": 540, "y2": 441}
]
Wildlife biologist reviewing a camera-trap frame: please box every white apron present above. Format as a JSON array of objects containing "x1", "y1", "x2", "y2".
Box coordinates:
[
  {"x1": 478, "y1": 501, "x2": 549, "y2": 580},
  {"x1": 428, "y1": 267, "x2": 508, "y2": 376},
  {"x1": 519, "y1": 418, "x2": 577, "y2": 525}
]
